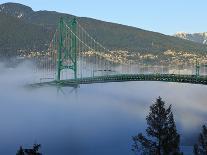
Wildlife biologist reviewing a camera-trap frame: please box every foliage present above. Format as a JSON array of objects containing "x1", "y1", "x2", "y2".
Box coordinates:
[
  {"x1": 16, "y1": 144, "x2": 42, "y2": 155},
  {"x1": 194, "y1": 125, "x2": 207, "y2": 155},
  {"x1": 0, "y1": 12, "x2": 50, "y2": 57},
  {"x1": 132, "y1": 97, "x2": 182, "y2": 155},
  {"x1": 0, "y1": 2, "x2": 207, "y2": 57}
]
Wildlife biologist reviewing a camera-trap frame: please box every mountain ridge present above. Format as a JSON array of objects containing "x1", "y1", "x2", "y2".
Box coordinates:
[
  {"x1": 0, "y1": 2, "x2": 207, "y2": 57},
  {"x1": 0, "y1": 2, "x2": 33, "y2": 19},
  {"x1": 174, "y1": 32, "x2": 207, "y2": 45}
]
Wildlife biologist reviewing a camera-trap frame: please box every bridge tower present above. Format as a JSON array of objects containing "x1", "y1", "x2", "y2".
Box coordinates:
[
  {"x1": 56, "y1": 17, "x2": 63, "y2": 81},
  {"x1": 56, "y1": 17, "x2": 77, "y2": 81},
  {"x1": 195, "y1": 59, "x2": 200, "y2": 77}
]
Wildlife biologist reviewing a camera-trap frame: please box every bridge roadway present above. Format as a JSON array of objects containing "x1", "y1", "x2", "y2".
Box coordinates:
[{"x1": 31, "y1": 73, "x2": 207, "y2": 87}]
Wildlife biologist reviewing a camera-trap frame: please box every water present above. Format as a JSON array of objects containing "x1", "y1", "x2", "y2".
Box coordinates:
[{"x1": 0, "y1": 63, "x2": 207, "y2": 154}]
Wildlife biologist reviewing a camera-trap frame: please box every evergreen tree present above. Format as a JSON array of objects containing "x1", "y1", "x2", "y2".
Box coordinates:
[
  {"x1": 16, "y1": 144, "x2": 42, "y2": 155},
  {"x1": 16, "y1": 146, "x2": 24, "y2": 155},
  {"x1": 32, "y1": 144, "x2": 41, "y2": 154},
  {"x1": 24, "y1": 143, "x2": 42, "y2": 155},
  {"x1": 194, "y1": 125, "x2": 207, "y2": 155},
  {"x1": 132, "y1": 97, "x2": 182, "y2": 155}
]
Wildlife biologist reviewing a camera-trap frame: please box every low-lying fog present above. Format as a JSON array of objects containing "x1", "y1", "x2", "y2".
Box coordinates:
[{"x1": 0, "y1": 61, "x2": 206, "y2": 155}]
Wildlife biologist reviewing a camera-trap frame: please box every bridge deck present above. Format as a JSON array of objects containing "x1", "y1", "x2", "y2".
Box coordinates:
[{"x1": 30, "y1": 74, "x2": 207, "y2": 87}]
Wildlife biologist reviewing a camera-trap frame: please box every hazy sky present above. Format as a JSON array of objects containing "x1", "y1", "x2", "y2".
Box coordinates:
[{"x1": 1, "y1": 0, "x2": 207, "y2": 35}]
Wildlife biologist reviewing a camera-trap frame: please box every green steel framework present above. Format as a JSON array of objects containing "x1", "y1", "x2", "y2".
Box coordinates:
[
  {"x1": 56, "y1": 17, "x2": 63, "y2": 81},
  {"x1": 32, "y1": 73, "x2": 207, "y2": 88},
  {"x1": 196, "y1": 59, "x2": 200, "y2": 77},
  {"x1": 32, "y1": 17, "x2": 207, "y2": 88},
  {"x1": 56, "y1": 17, "x2": 77, "y2": 81}
]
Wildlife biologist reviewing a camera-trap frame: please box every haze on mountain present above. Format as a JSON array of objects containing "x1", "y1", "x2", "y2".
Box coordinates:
[
  {"x1": 174, "y1": 32, "x2": 207, "y2": 45},
  {"x1": 0, "y1": 2, "x2": 207, "y2": 57}
]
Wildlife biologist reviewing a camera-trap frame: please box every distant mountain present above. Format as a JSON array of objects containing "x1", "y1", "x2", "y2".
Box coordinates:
[
  {"x1": 174, "y1": 32, "x2": 207, "y2": 45},
  {"x1": 0, "y1": 2, "x2": 33, "y2": 19},
  {"x1": 0, "y1": 2, "x2": 207, "y2": 57}
]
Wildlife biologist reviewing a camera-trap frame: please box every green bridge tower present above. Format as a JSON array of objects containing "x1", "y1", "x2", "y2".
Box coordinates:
[
  {"x1": 196, "y1": 59, "x2": 200, "y2": 78},
  {"x1": 56, "y1": 17, "x2": 77, "y2": 81}
]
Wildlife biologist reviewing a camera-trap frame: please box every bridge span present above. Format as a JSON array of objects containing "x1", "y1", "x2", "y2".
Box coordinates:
[
  {"x1": 31, "y1": 74, "x2": 207, "y2": 87},
  {"x1": 30, "y1": 17, "x2": 205, "y2": 87}
]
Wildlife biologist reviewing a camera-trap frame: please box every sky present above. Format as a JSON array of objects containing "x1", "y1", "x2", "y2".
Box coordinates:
[{"x1": 0, "y1": 0, "x2": 207, "y2": 35}]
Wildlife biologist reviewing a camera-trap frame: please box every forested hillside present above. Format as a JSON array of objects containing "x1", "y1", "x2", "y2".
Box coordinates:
[{"x1": 0, "y1": 2, "x2": 207, "y2": 57}]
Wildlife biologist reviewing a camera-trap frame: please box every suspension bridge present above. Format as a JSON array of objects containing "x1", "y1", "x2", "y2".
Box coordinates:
[{"x1": 30, "y1": 17, "x2": 207, "y2": 87}]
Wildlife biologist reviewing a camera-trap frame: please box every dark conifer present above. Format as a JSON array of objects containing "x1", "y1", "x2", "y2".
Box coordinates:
[
  {"x1": 16, "y1": 144, "x2": 42, "y2": 155},
  {"x1": 132, "y1": 97, "x2": 182, "y2": 155},
  {"x1": 194, "y1": 125, "x2": 207, "y2": 155},
  {"x1": 16, "y1": 146, "x2": 25, "y2": 155}
]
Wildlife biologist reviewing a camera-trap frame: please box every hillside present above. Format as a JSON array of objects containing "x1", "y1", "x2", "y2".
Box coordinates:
[
  {"x1": 77, "y1": 18, "x2": 207, "y2": 53},
  {"x1": 0, "y1": 12, "x2": 50, "y2": 57},
  {"x1": 0, "y1": 2, "x2": 207, "y2": 56}
]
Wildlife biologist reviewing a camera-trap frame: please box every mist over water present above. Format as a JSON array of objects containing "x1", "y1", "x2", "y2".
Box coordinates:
[{"x1": 0, "y1": 62, "x2": 206, "y2": 155}]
